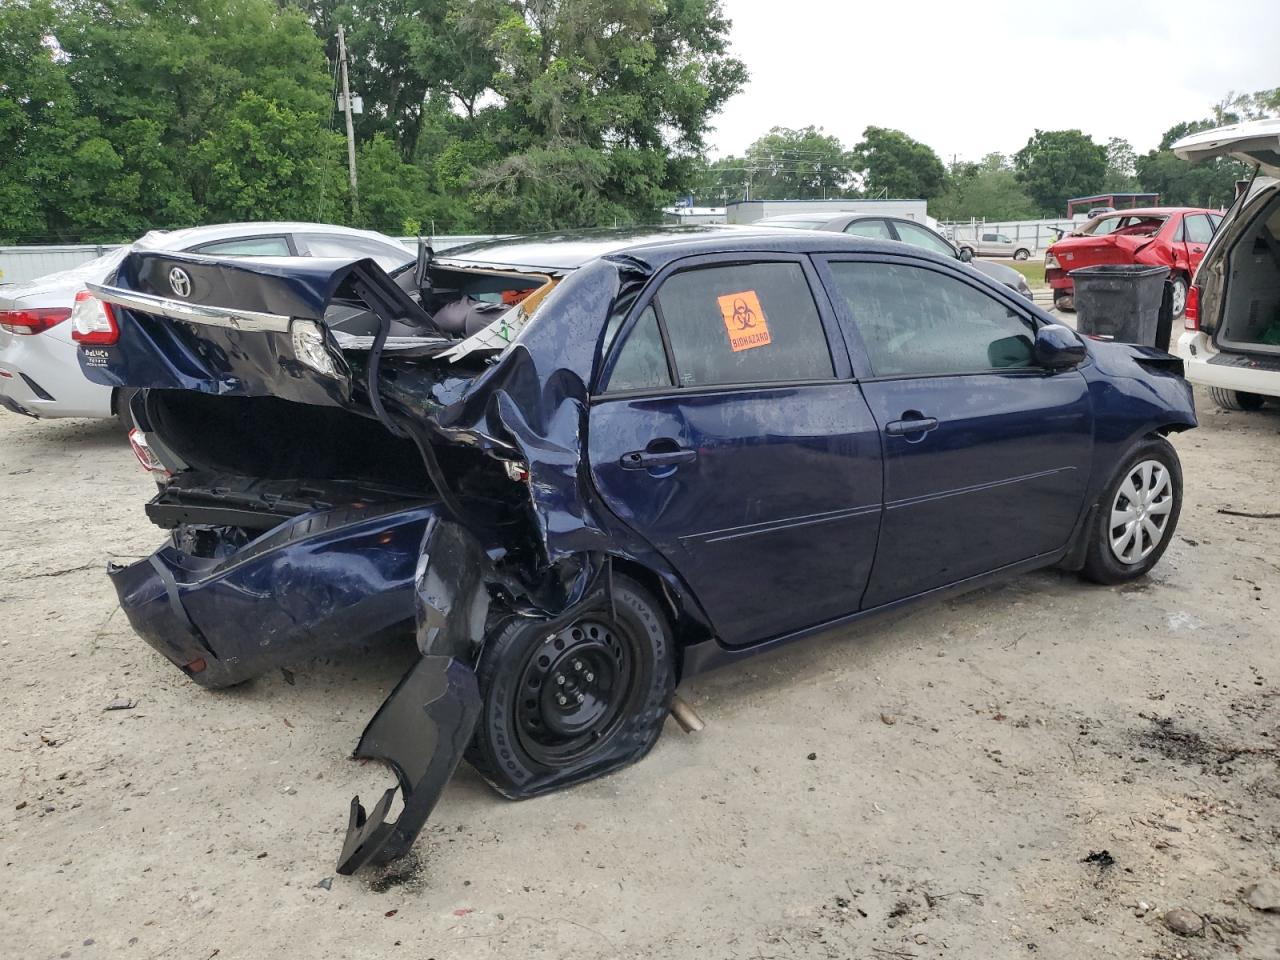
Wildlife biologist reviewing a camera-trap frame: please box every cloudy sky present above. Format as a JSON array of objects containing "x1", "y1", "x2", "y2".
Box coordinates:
[{"x1": 708, "y1": 0, "x2": 1280, "y2": 161}]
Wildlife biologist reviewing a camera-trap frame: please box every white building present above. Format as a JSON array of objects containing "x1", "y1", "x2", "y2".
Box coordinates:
[{"x1": 725, "y1": 198, "x2": 928, "y2": 225}]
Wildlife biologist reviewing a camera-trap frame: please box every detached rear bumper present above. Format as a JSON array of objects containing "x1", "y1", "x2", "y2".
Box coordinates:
[{"x1": 109, "y1": 499, "x2": 443, "y2": 688}]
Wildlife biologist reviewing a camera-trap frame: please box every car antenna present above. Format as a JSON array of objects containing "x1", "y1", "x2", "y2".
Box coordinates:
[{"x1": 414, "y1": 235, "x2": 434, "y2": 296}]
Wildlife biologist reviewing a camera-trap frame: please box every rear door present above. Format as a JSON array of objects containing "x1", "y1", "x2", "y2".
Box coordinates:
[
  {"x1": 817, "y1": 254, "x2": 1093, "y2": 607},
  {"x1": 588, "y1": 255, "x2": 883, "y2": 647},
  {"x1": 1180, "y1": 213, "x2": 1215, "y2": 274}
]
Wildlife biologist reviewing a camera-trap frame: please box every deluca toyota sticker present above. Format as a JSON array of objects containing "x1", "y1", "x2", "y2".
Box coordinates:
[{"x1": 82, "y1": 347, "x2": 111, "y2": 367}]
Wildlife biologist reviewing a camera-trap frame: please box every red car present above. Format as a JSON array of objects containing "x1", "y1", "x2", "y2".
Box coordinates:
[{"x1": 1046, "y1": 207, "x2": 1223, "y2": 316}]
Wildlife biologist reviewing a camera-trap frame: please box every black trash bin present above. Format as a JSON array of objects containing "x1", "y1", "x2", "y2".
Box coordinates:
[{"x1": 1070, "y1": 264, "x2": 1168, "y2": 346}]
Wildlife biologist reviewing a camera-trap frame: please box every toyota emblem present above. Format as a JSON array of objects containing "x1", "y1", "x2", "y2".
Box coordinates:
[{"x1": 168, "y1": 267, "x2": 192, "y2": 298}]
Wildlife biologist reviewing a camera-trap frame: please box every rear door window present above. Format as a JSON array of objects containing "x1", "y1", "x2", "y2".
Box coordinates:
[
  {"x1": 605, "y1": 306, "x2": 672, "y2": 391},
  {"x1": 844, "y1": 219, "x2": 892, "y2": 240},
  {"x1": 827, "y1": 261, "x2": 1036, "y2": 377},
  {"x1": 648, "y1": 262, "x2": 834, "y2": 387},
  {"x1": 295, "y1": 233, "x2": 413, "y2": 270},
  {"x1": 1183, "y1": 214, "x2": 1214, "y2": 244}
]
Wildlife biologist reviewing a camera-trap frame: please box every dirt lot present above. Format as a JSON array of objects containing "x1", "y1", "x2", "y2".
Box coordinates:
[{"x1": 2, "y1": 392, "x2": 1278, "y2": 960}]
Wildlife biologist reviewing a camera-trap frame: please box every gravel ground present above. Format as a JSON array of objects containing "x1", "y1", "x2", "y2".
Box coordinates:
[{"x1": 1, "y1": 391, "x2": 1278, "y2": 960}]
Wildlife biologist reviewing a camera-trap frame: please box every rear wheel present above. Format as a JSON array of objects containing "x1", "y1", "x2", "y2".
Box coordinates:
[
  {"x1": 1054, "y1": 294, "x2": 1075, "y2": 312},
  {"x1": 1013, "y1": 248, "x2": 1030, "y2": 261},
  {"x1": 1169, "y1": 275, "x2": 1189, "y2": 319},
  {"x1": 466, "y1": 574, "x2": 676, "y2": 799},
  {"x1": 1081, "y1": 436, "x2": 1182, "y2": 585},
  {"x1": 1208, "y1": 387, "x2": 1266, "y2": 411}
]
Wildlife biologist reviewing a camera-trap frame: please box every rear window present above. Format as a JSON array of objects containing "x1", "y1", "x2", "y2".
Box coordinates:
[{"x1": 1081, "y1": 215, "x2": 1167, "y2": 237}]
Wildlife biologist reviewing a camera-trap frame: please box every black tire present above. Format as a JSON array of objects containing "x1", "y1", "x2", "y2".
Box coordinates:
[
  {"x1": 1208, "y1": 386, "x2": 1265, "y2": 411},
  {"x1": 466, "y1": 574, "x2": 677, "y2": 800},
  {"x1": 1054, "y1": 294, "x2": 1075, "y2": 313},
  {"x1": 1013, "y1": 248, "x2": 1030, "y2": 261},
  {"x1": 1081, "y1": 436, "x2": 1183, "y2": 585},
  {"x1": 1169, "y1": 275, "x2": 1189, "y2": 320}
]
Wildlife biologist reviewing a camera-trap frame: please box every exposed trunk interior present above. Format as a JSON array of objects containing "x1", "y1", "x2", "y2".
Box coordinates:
[
  {"x1": 1219, "y1": 193, "x2": 1280, "y2": 355},
  {"x1": 143, "y1": 390, "x2": 532, "y2": 558},
  {"x1": 147, "y1": 391, "x2": 431, "y2": 490}
]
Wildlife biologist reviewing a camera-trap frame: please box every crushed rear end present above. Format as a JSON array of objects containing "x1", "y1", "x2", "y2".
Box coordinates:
[{"x1": 80, "y1": 246, "x2": 626, "y2": 873}]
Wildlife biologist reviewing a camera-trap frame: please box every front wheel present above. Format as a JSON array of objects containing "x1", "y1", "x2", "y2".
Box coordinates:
[
  {"x1": 1013, "y1": 248, "x2": 1030, "y2": 261},
  {"x1": 466, "y1": 574, "x2": 677, "y2": 800},
  {"x1": 1208, "y1": 386, "x2": 1266, "y2": 411},
  {"x1": 1081, "y1": 436, "x2": 1183, "y2": 585}
]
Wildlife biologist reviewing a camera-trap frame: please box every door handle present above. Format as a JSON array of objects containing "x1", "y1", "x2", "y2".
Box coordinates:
[
  {"x1": 620, "y1": 445, "x2": 697, "y2": 470},
  {"x1": 1191, "y1": 246, "x2": 1204, "y2": 253},
  {"x1": 885, "y1": 416, "x2": 939, "y2": 437}
]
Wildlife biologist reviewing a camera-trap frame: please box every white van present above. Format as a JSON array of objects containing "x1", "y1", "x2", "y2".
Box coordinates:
[{"x1": 1172, "y1": 119, "x2": 1280, "y2": 411}]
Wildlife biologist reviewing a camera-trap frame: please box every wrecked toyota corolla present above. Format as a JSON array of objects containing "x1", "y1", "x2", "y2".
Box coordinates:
[{"x1": 77, "y1": 226, "x2": 1197, "y2": 873}]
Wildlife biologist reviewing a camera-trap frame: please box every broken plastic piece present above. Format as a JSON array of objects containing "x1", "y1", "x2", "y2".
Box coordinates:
[{"x1": 336, "y1": 656, "x2": 480, "y2": 875}]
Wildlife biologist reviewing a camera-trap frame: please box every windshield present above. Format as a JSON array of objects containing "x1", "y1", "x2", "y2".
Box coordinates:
[{"x1": 1078, "y1": 214, "x2": 1168, "y2": 237}]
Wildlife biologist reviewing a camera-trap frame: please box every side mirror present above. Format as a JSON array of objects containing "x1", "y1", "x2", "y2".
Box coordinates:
[
  {"x1": 958, "y1": 247, "x2": 974, "y2": 262},
  {"x1": 1034, "y1": 324, "x2": 1087, "y2": 369}
]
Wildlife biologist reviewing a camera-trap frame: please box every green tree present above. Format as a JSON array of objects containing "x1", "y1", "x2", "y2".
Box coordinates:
[
  {"x1": 0, "y1": 0, "x2": 80, "y2": 241},
  {"x1": 934, "y1": 153, "x2": 1038, "y2": 221},
  {"x1": 356, "y1": 132, "x2": 430, "y2": 232},
  {"x1": 852, "y1": 126, "x2": 946, "y2": 200},
  {"x1": 691, "y1": 126, "x2": 855, "y2": 202},
  {"x1": 192, "y1": 92, "x2": 346, "y2": 222},
  {"x1": 1135, "y1": 121, "x2": 1245, "y2": 209},
  {"x1": 1101, "y1": 137, "x2": 1139, "y2": 193},
  {"x1": 1013, "y1": 129, "x2": 1107, "y2": 215}
]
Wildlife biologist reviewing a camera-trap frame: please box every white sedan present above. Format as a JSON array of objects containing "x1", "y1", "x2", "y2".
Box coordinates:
[{"x1": 0, "y1": 222, "x2": 412, "y2": 422}]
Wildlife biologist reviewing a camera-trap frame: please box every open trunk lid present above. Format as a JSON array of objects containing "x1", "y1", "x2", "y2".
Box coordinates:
[{"x1": 1172, "y1": 119, "x2": 1280, "y2": 178}]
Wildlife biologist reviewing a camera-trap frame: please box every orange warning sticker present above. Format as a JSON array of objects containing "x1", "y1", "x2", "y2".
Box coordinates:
[{"x1": 716, "y1": 290, "x2": 771, "y2": 352}]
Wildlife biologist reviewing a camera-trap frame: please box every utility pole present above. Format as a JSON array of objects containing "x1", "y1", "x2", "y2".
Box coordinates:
[{"x1": 338, "y1": 24, "x2": 359, "y2": 219}]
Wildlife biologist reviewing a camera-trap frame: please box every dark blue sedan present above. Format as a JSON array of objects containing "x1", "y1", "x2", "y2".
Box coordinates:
[{"x1": 80, "y1": 226, "x2": 1195, "y2": 873}]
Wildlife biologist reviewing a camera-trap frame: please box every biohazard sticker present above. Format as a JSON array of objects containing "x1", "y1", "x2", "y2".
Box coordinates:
[{"x1": 717, "y1": 290, "x2": 772, "y2": 352}]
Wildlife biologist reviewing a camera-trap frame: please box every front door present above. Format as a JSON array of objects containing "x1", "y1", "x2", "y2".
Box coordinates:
[
  {"x1": 588, "y1": 257, "x2": 883, "y2": 647},
  {"x1": 818, "y1": 255, "x2": 1094, "y2": 608}
]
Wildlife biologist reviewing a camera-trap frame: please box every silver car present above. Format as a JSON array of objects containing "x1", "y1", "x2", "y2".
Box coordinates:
[
  {"x1": 756, "y1": 213, "x2": 1035, "y2": 299},
  {"x1": 955, "y1": 231, "x2": 1033, "y2": 261},
  {"x1": 0, "y1": 222, "x2": 412, "y2": 422}
]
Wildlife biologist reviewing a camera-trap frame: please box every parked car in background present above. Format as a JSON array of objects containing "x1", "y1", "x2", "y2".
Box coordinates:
[
  {"x1": 956, "y1": 232, "x2": 1033, "y2": 261},
  {"x1": 1171, "y1": 118, "x2": 1280, "y2": 411},
  {"x1": 757, "y1": 213, "x2": 1034, "y2": 299},
  {"x1": 1045, "y1": 207, "x2": 1223, "y2": 315},
  {"x1": 0, "y1": 222, "x2": 412, "y2": 423},
  {"x1": 81, "y1": 225, "x2": 1194, "y2": 872}
]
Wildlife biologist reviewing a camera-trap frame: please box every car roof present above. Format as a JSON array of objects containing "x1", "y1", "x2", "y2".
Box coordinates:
[
  {"x1": 436, "y1": 224, "x2": 929, "y2": 273},
  {"x1": 1088, "y1": 208, "x2": 1211, "y2": 218},
  {"x1": 133, "y1": 221, "x2": 403, "y2": 251}
]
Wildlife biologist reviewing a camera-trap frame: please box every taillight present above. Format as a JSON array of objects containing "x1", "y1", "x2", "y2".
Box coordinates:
[
  {"x1": 1044, "y1": 251, "x2": 1060, "y2": 270},
  {"x1": 0, "y1": 307, "x2": 71, "y2": 335},
  {"x1": 70, "y1": 290, "x2": 119, "y2": 345},
  {"x1": 1184, "y1": 284, "x2": 1200, "y2": 331},
  {"x1": 128, "y1": 428, "x2": 170, "y2": 476}
]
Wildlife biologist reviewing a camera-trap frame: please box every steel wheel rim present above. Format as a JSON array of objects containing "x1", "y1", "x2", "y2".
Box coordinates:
[
  {"x1": 1171, "y1": 280, "x2": 1187, "y2": 317},
  {"x1": 1108, "y1": 459, "x2": 1174, "y2": 565},
  {"x1": 514, "y1": 616, "x2": 638, "y2": 767}
]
